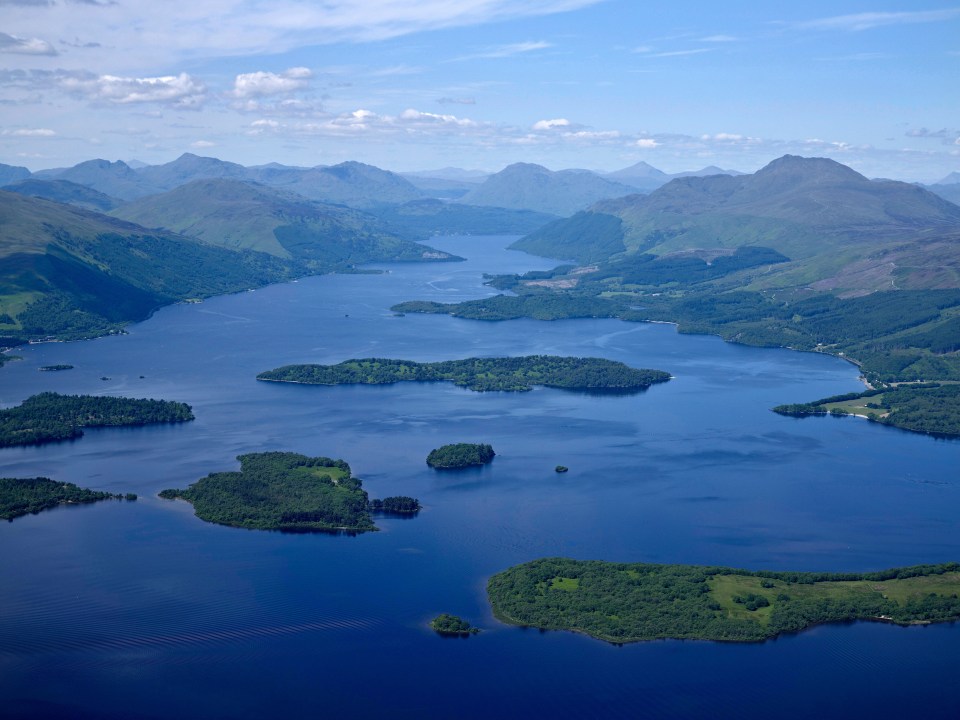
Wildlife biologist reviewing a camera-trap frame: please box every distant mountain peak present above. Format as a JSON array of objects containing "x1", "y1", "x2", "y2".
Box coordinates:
[
  {"x1": 936, "y1": 171, "x2": 960, "y2": 186},
  {"x1": 755, "y1": 155, "x2": 867, "y2": 184}
]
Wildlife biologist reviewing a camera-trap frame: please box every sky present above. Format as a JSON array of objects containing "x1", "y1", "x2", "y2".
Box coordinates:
[{"x1": 1, "y1": 0, "x2": 958, "y2": 181}]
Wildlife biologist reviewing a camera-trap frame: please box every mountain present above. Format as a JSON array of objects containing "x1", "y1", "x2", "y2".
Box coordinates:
[
  {"x1": 27, "y1": 155, "x2": 425, "y2": 210},
  {"x1": 110, "y1": 179, "x2": 453, "y2": 266},
  {"x1": 0, "y1": 163, "x2": 31, "y2": 187},
  {"x1": 459, "y1": 163, "x2": 639, "y2": 216},
  {"x1": 602, "y1": 161, "x2": 669, "y2": 191},
  {"x1": 513, "y1": 155, "x2": 960, "y2": 294},
  {"x1": 370, "y1": 198, "x2": 558, "y2": 237},
  {"x1": 3, "y1": 179, "x2": 121, "y2": 212},
  {"x1": 670, "y1": 165, "x2": 745, "y2": 179},
  {"x1": 928, "y1": 183, "x2": 960, "y2": 206},
  {"x1": 0, "y1": 190, "x2": 296, "y2": 341},
  {"x1": 32, "y1": 159, "x2": 157, "y2": 201},
  {"x1": 251, "y1": 161, "x2": 423, "y2": 208},
  {"x1": 602, "y1": 162, "x2": 744, "y2": 191},
  {"x1": 135, "y1": 153, "x2": 249, "y2": 192},
  {"x1": 936, "y1": 172, "x2": 960, "y2": 185}
]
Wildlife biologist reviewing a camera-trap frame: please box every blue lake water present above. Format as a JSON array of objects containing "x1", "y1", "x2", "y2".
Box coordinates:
[{"x1": 2, "y1": 236, "x2": 959, "y2": 718}]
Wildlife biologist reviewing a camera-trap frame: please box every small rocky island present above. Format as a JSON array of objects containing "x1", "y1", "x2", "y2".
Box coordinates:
[
  {"x1": 159, "y1": 451, "x2": 419, "y2": 533},
  {"x1": 488, "y1": 558, "x2": 960, "y2": 643},
  {"x1": 1, "y1": 477, "x2": 136, "y2": 521},
  {"x1": 257, "y1": 355, "x2": 670, "y2": 393},
  {"x1": 427, "y1": 443, "x2": 495, "y2": 469}
]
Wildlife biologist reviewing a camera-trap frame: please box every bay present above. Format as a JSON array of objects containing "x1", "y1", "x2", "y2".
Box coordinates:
[{"x1": 1, "y1": 236, "x2": 958, "y2": 719}]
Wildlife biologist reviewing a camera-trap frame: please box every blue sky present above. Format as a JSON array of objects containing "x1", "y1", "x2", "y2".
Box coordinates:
[{"x1": 1, "y1": 0, "x2": 958, "y2": 181}]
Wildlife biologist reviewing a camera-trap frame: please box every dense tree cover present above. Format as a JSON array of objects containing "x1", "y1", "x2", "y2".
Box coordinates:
[
  {"x1": 487, "y1": 558, "x2": 960, "y2": 643},
  {"x1": 258, "y1": 355, "x2": 670, "y2": 393},
  {"x1": 395, "y1": 284, "x2": 960, "y2": 388},
  {"x1": 426, "y1": 443, "x2": 495, "y2": 469},
  {"x1": 392, "y1": 294, "x2": 624, "y2": 322},
  {"x1": 431, "y1": 614, "x2": 480, "y2": 636},
  {"x1": 368, "y1": 496, "x2": 421, "y2": 513},
  {"x1": 511, "y1": 211, "x2": 627, "y2": 263},
  {"x1": 1, "y1": 476, "x2": 133, "y2": 520},
  {"x1": 773, "y1": 383, "x2": 960, "y2": 437},
  {"x1": 0, "y1": 392, "x2": 194, "y2": 447},
  {"x1": 160, "y1": 452, "x2": 418, "y2": 532}
]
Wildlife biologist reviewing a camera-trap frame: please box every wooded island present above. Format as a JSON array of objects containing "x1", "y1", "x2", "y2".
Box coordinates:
[
  {"x1": 488, "y1": 558, "x2": 960, "y2": 643},
  {"x1": 159, "y1": 451, "x2": 419, "y2": 533},
  {"x1": 1, "y1": 477, "x2": 135, "y2": 520},
  {"x1": 0, "y1": 392, "x2": 194, "y2": 447},
  {"x1": 427, "y1": 443, "x2": 495, "y2": 469},
  {"x1": 257, "y1": 355, "x2": 670, "y2": 393}
]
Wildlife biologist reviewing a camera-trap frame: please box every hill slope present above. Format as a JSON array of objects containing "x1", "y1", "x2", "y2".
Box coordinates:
[
  {"x1": 3, "y1": 179, "x2": 121, "y2": 212},
  {"x1": 0, "y1": 191, "x2": 297, "y2": 341},
  {"x1": 513, "y1": 155, "x2": 960, "y2": 294},
  {"x1": 110, "y1": 179, "x2": 451, "y2": 266}
]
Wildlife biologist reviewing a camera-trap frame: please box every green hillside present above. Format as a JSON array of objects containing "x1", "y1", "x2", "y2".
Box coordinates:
[
  {"x1": 4, "y1": 179, "x2": 121, "y2": 212},
  {"x1": 111, "y1": 179, "x2": 453, "y2": 265},
  {"x1": 0, "y1": 190, "x2": 297, "y2": 342},
  {"x1": 513, "y1": 155, "x2": 960, "y2": 293}
]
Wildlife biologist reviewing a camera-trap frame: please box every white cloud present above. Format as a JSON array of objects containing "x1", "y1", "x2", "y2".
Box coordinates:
[
  {"x1": 0, "y1": 31, "x2": 56, "y2": 55},
  {"x1": 651, "y1": 48, "x2": 712, "y2": 58},
  {"x1": 796, "y1": 9, "x2": 960, "y2": 32},
  {"x1": 2, "y1": 127, "x2": 56, "y2": 136},
  {"x1": 0, "y1": 1, "x2": 602, "y2": 72},
  {"x1": 60, "y1": 72, "x2": 207, "y2": 108},
  {"x1": 191, "y1": 139, "x2": 215, "y2": 148},
  {"x1": 564, "y1": 130, "x2": 620, "y2": 140},
  {"x1": 635, "y1": 138, "x2": 659, "y2": 148},
  {"x1": 232, "y1": 67, "x2": 312, "y2": 98},
  {"x1": 700, "y1": 35, "x2": 737, "y2": 42},
  {"x1": 399, "y1": 108, "x2": 478, "y2": 126},
  {"x1": 533, "y1": 118, "x2": 570, "y2": 130},
  {"x1": 453, "y1": 40, "x2": 552, "y2": 61}
]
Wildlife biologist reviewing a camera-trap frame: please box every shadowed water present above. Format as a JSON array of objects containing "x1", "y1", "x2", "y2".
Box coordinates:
[{"x1": 2, "y1": 236, "x2": 959, "y2": 719}]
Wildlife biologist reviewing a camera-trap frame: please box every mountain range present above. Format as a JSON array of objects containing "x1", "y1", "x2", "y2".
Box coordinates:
[{"x1": 514, "y1": 155, "x2": 960, "y2": 295}]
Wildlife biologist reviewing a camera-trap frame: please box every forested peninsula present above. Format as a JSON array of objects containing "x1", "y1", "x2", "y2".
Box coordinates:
[
  {"x1": 0, "y1": 392, "x2": 194, "y2": 447},
  {"x1": 257, "y1": 356, "x2": 670, "y2": 393},
  {"x1": 773, "y1": 383, "x2": 960, "y2": 437},
  {"x1": 159, "y1": 451, "x2": 418, "y2": 533},
  {"x1": 488, "y1": 558, "x2": 960, "y2": 644},
  {"x1": 1, "y1": 477, "x2": 135, "y2": 520}
]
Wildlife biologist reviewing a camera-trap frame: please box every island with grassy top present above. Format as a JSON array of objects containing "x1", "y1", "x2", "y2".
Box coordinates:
[
  {"x1": 773, "y1": 383, "x2": 960, "y2": 437},
  {"x1": 159, "y1": 451, "x2": 419, "y2": 533},
  {"x1": 431, "y1": 614, "x2": 480, "y2": 636},
  {"x1": 1, "y1": 477, "x2": 136, "y2": 520},
  {"x1": 427, "y1": 443, "x2": 495, "y2": 469},
  {"x1": 0, "y1": 392, "x2": 194, "y2": 447},
  {"x1": 257, "y1": 355, "x2": 670, "y2": 393},
  {"x1": 487, "y1": 558, "x2": 960, "y2": 644}
]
